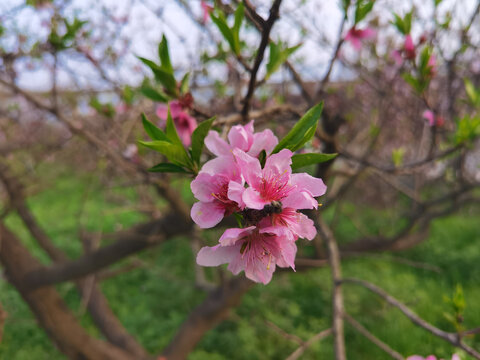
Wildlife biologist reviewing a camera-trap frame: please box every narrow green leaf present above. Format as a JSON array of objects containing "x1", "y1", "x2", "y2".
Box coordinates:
[
  {"x1": 291, "y1": 153, "x2": 337, "y2": 170},
  {"x1": 180, "y1": 72, "x2": 190, "y2": 94},
  {"x1": 354, "y1": 0, "x2": 374, "y2": 24},
  {"x1": 138, "y1": 56, "x2": 177, "y2": 95},
  {"x1": 191, "y1": 117, "x2": 215, "y2": 165},
  {"x1": 141, "y1": 113, "x2": 168, "y2": 141},
  {"x1": 211, "y1": 11, "x2": 237, "y2": 55},
  {"x1": 149, "y1": 162, "x2": 189, "y2": 173},
  {"x1": 138, "y1": 140, "x2": 189, "y2": 166},
  {"x1": 464, "y1": 79, "x2": 478, "y2": 105},
  {"x1": 140, "y1": 86, "x2": 168, "y2": 102},
  {"x1": 232, "y1": 3, "x2": 244, "y2": 54},
  {"x1": 165, "y1": 107, "x2": 184, "y2": 147},
  {"x1": 272, "y1": 102, "x2": 324, "y2": 153},
  {"x1": 158, "y1": 35, "x2": 173, "y2": 73}
]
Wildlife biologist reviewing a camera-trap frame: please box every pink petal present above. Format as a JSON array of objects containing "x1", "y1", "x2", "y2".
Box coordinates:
[
  {"x1": 264, "y1": 149, "x2": 293, "y2": 176},
  {"x1": 197, "y1": 244, "x2": 238, "y2": 266},
  {"x1": 243, "y1": 187, "x2": 269, "y2": 210},
  {"x1": 228, "y1": 124, "x2": 253, "y2": 151},
  {"x1": 350, "y1": 37, "x2": 362, "y2": 51},
  {"x1": 282, "y1": 191, "x2": 318, "y2": 210},
  {"x1": 190, "y1": 173, "x2": 219, "y2": 202},
  {"x1": 275, "y1": 235, "x2": 297, "y2": 270},
  {"x1": 391, "y1": 50, "x2": 403, "y2": 65},
  {"x1": 404, "y1": 34, "x2": 415, "y2": 52},
  {"x1": 248, "y1": 129, "x2": 279, "y2": 157},
  {"x1": 202, "y1": 156, "x2": 242, "y2": 182},
  {"x1": 359, "y1": 28, "x2": 376, "y2": 39},
  {"x1": 290, "y1": 173, "x2": 327, "y2": 197},
  {"x1": 191, "y1": 201, "x2": 225, "y2": 228},
  {"x1": 233, "y1": 149, "x2": 262, "y2": 188},
  {"x1": 156, "y1": 104, "x2": 168, "y2": 122},
  {"x1": 288, "y1": 211, "x2": 316, "y2": 240},
  {"x1": 228, "y1": 180, "x2": 246, "y2": 208},
  {"x1": 219, "y1": 226, "x2": 255, "y2": 246},
  {"x1": 244, "y1": 259, "x2": 275, "y2": 285},
  {"x1": 205, "y1": 131, "x2": 231, "y2": 157},
  {"x1": 168, "y1": 100, "x2": 182, "y2": 118},
  {"x1": 451, "y1": 355, "x2": 460, "y2": 360},
  {"x1": 422, "y1": 110, "x2": 435, "y2": 127}
]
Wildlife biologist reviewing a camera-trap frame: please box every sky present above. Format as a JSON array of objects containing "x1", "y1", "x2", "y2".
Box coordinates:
[{"x1": 0, "y1": 0, "x2": 477, "y2": 91}]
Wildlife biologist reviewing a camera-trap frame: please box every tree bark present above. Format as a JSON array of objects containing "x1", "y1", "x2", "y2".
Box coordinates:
[{"x1": 0, "y1": 224, "x2": 136, "y2": 360}]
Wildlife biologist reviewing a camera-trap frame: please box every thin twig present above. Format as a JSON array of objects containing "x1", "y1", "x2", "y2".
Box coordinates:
[
  {"x1": 342, "y1": 278, "x2": 480, "y2": 359},
  {"x1": 318, "y1": 217, "x2": 346, "y2": 360},
  {"x1": 285, "y1": 328, "x2": 332, "y2": 360},
  {"x1": 344, "y1": 312, "x2": 404, "y2": 360},
  {"x1": 241, "y1": 0, "x2": 283, "y2": 122}
]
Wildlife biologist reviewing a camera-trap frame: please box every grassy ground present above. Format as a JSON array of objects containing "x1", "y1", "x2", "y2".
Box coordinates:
[{"x1": 0, "y1": 170, "x2": 479, "y2": 359}]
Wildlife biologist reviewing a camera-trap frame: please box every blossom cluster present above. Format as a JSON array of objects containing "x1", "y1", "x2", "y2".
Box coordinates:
[{"x1": 190, "y1": 122, "x2": 327, "y2": 284}]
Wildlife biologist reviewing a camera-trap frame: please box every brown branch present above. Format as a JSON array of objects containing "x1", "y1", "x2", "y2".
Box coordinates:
[
  {"x1": 241, "y1": 0, "x2": 283, "y2": 122},
  {"x1": 285, "y1": 328, "x2": 333, "y2": 360},
  {"x1": 342, "y1": 278, "x2": 480, "y2": 359},
  {"x1": 161, "y1": 276, "x2": 253, "y2": 360},
  {"x1": 0, "y1": 164, "x2": 149, "y2": 358},
  {"x1": 343, "y1": 313, "x2": 404, "y2": 360},
  {"x1": 317, "y1": 216, "x2": 346, "y2": 360},
  {"x1": 22, "y1": 212, "x2": 192, "y2": 289},
  {"x1": 0, "y1": 224, "x2": 136, "y2": 360}
]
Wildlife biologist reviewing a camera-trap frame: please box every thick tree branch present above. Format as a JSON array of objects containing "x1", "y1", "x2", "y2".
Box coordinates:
[
  {"x1": 0, "y1": 224, "x2": 136, "y2": 360},
  {"x1": 161, "y1": 276, "x2": 253, "y2": 360},
  {"x1": 22, "y1": 212, "x2": 192, "y2": 289},
  {"x1": 0, "y1": 164, "x2": 149, "y2": 358}
]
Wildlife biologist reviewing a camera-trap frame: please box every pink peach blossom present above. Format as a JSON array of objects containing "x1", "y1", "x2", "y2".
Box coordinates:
[
  {"x1": 156, "y1": 100, "x2": 197, "y2": 146},
  {"x1": 345, "y1": 26, "x2": 376, "y2": 51},
  {"x1": 233, "y1": 149, "x2": 327, "y2": 211},
  {"x1": 404, "y1": 34, "x2": 416, "y2": 59},
  {"x1": 190, "y1": 156, "x2": 243, "y2": 228},
  {"x1": 196, "y1": 225, "x2": 296, "y2": 284},
  {"x1": 204, "y1": 121, "x2": 278, "y2": 158}
]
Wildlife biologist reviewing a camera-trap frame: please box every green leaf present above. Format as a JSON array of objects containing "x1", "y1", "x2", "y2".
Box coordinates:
[
  {"x1": 211, "y1": 11, "x2": 237, "y2": 55},
  {"x1": 138, "y1": 140, "x2": 189, "y2": 166},
  {"x1": 138, "y1": 56, "x2": 177, "y2": 95},
  {"x1": 165, "y1": 107, "x2": 184, "y2": 147},
  {"x1": 191, "y1": 117, "x2": 215, "y2": 165},
  {"x1": 464, "y1": 79, "x2": 479, "y2": 106},
  {"x1": 141, "y1": 113, "x2": 168, "y2": 141},
  {"x1": 273, "y1": 102, "x2": 324, "y2": 153},
  {"x1": 291, "y1": 153, "x2": 337, "y2": 170},
  {"x1": 149, "y1": 162, "x2": 189, "y2": 173},
  {"x1": 180, "y1": 72, "x2": 190, "y2": 94},
  {"x1": 392, "y1": 147, "x2": 406, "y2": 167},
  {"x1": 158, "y1": 35, "x2": 173, "y2": 74},
  {"x1": 354, "y1": 0, "x2": 374, "y2": 24},
  {"x1": 392, "y1": 11, "x2": 412, "y2": 35},
  {"x1": 140, "y1": 86, "x2": 168, "y2": 102},
  {"x1": 266, "y1": 42, "x2": 301, "y2": 79},
  {"x1": 232, "y1": 3, "x2": 244, "y2": 54}
]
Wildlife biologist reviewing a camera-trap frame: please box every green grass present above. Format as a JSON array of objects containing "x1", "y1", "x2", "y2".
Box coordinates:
[{"x1": 0, "y1": 170, "x2": 479, "y2": 359}]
